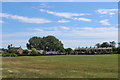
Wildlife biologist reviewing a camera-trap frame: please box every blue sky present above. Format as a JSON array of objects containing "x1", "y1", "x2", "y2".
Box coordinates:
[{"x1": 1, "y1": 2, "x2": 118, "y2": 49}]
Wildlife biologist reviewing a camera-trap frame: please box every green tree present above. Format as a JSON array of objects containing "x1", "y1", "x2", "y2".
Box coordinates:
[
  {"x1": 30, "y1": 48, "x2": 38, "y2": 56},
  {"x1": 112, "y1": 47, "x2": 117, "y2": 54},
  {"x1": 27, "y1": 36, "x2": 42, "y2": 50},
  {"x1": 23, "y1": 49, "x2": 30, "y2": 55},
  {"x1": 118, "y1": 42, "x2": 120, "y2": 47},
  {"x1": 7, "y1": 44, "x2": 13, "y2": 49},
  {"x1": 101, "y1": 42, "x2": 110, "y2": 47},
  {"x1": 65, "y1": 48, "x2": 74, "y2": 55},
  {"x1": 43, "y1": 35, "x2": 64, "y2": 52},
  {"x1": 85, "y1": 50, "x2": 91, "y2": 54},
  {"x1": 27, "y1": 35, "x2": 64, "y2": 52},
  {"x1": 95, "y1": 43, "x2": 101, "y2": 48},
  {"x1": 117, "y1": 47, "x2": 120, "y2": 54},
  {"x1": 110, "y1": 41, "x2": 116, "y2": 47}
]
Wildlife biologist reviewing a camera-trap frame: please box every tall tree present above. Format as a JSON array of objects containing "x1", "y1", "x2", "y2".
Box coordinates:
[
  {"x1": 65, "y1": 48, "x2": 73, "y2": 55},
  {"x1": 95, "y1": 43, "x2": 101, "y2": 48},
  {"x1": 26, "y1": 35, "x2": 64, "y2": 52},
  {"x1": 27, "y1": 36, "x2": 42, "y2": 50},
  {"x1": 110, "y1": 41, "x2": 116, "y2": 47},
  {"x1": 101, "y1": 42, "x2": 110, "y2": 47},
  {"x1": 43, "y1": 35, "x2": 64, "y2": 52},
  {"x1": 118, "y1": 42, "x2": 120, "y2": 47}
]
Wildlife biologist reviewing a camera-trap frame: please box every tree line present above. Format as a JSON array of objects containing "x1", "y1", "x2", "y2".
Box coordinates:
[{"x1": 1, "y1": 35, "x2": 120, "y2": 57}]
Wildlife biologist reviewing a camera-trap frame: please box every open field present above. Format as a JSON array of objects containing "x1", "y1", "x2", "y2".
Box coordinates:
[{"x1": 2, "y1": 54, "x2": 118, "y2": 78}]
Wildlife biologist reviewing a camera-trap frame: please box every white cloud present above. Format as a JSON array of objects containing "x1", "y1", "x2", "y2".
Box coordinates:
[
  {"x1": 0, "y1": 20, "x2": 4, "y2": 23},
  {"x1": 39, "y1": 3, "x2": 51, "y2": 8},
  {"x1": 74, "y1": 18, "x2": 92, "y2": 22},
  {"x1": 57, "y1": 20, "x2": 70, "y2": 23},
  {"x1": 33, "y1": 26, "x2": 70, "y2": 31},
  {"x1": 3, "y1": 26, "x2": 117, "y2": 38},
  {"x1": 96, "y1": 9, "x2": 118, "y2": 15},
  {"x1": 33, "y1": 28, "x2": 43, "y2": 31},
  {"x1": 60, "y1": 26, "x2": 70, "y2": 30},
  {"x1": 2, "y1": 26, "x2": 117, "y2": 49},
  {"x1": 0, "y1": 13, "x2": 52, "y2": 23},
  {"x1": 99, "y1": 19, "x2": 111, "y2": 25},
  {"x1": 40, "y1": 9, "x2": 90, "y2": 18}
]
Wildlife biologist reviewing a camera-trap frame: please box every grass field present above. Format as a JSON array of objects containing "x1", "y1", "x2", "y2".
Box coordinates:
[{"x1": 2, "y1": 54, "x2": 118, "y2": 78}]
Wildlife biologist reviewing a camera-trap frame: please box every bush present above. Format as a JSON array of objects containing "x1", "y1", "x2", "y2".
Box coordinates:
[
  {"x1": 10, "y1": 53, "x2": 17, "y2": 57},
  {"x1": 2, "y1": 52, "x2": 17, "y2": 57},
  {"x1": 7, "y1": 48, "x2": 18, "y2": 54},
  {"x1": 2, "y1": 52, "x2": 10, "y2": 57},
  {"x1": 29, "y1": 48, "x2": 38, "y2": 56},
  {"x1": 23, "y1": 49, "x2": 30, "y2": 55}
]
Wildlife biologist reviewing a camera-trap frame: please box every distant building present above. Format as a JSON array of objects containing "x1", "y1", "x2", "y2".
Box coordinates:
[
  {"x1": 0, "y1": 50, "x2": 4, "y2": 54},
  {"x1": 46, "y1": 51, "x2": 58, "y2": 54},
  {"x1": 14, "y1": 47, "x2": 23, "y2": 54},
  {"x1": 75, "y1": 47, "x2": 112, "y2": 54},
  {"x1": 38, "y1": 50, "x2": 44, "y2": 54}
]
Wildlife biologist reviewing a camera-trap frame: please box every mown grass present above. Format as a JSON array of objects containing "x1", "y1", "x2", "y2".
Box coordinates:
[{"x1": 2, "y1": 54, "x2": 118, "y2": 78}]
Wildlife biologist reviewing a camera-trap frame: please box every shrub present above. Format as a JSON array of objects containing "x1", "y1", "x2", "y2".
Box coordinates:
[
  {"x1": 7, "y1": 48, "x2": 18, "y2": 54},
  {"x1": 10, "y1": 53, "x2": 17, "y2": 57},
  {"x1": 2, "y1": 52, "x2": 10, "y2": 57},
  {"x1": 29, "y1": 48, "x2": 38, "y2": 56},
  {"x1": 23, "y1": 49, "x2": 30, "y2": 55},
  {"x1": 2, "y1": 52, "x2": 17, "y2": 57}
]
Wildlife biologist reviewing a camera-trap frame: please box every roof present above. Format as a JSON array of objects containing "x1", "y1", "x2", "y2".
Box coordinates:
[{"x1": 75, "y1": 47, "x2": 112, "y2": 50}]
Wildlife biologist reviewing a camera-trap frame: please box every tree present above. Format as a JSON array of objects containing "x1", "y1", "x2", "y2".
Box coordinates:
[
  {"x1": 7, "y1": 44, "x2": 13, "y2": 49},
  {"x1": 26, "y1": 35, "x2": 64, "y2": 52},
  {"x1": 101, "y1": 42, "x2": 110, "y2": 47},
  {"x1": 117, "y1": 47, "x2": 120, "y2": 54},
  {"x1": 118, "y1": 42, "x2": 120, "y2": 47},
  {"x1": 23, "y1": 49, "x2": 30, "y2": 55},
  {"x1": 30, "y1": 48, "x2": 38, "y2": 56},
  {"x1": 27, "y1": 36, "x2": 42, "y2": 50},
  {"x1": 110, "y1": 41, "x2": 116, "y2": 47},
  {"x1": 112, "y1": 47, "x2": 117, "y2": 54},
  {"x1": 65, "y1": 48, "x2": 74, "y2": 55},
  {"x1": 95, "y1": 43, "x2": 101, "y2": 48},
  {"x1": 43, "y1": 36, "x2": 64, "y2": 52},
  {"x1": 85, "y1": 50, "x2": 91, "y2": 54}
]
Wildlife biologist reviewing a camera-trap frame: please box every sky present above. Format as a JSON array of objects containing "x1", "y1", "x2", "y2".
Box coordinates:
[
  {"x1": 0, "y1": 2, "x2": 118, "y2": 49},
  {"x1": 2, "y1": 0, "x2": 119, "y2": 2}
]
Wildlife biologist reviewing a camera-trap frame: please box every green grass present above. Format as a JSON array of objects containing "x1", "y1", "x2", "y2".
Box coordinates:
[{"x1": 2, "y1": 54, "x2": 118, "y2": 78}]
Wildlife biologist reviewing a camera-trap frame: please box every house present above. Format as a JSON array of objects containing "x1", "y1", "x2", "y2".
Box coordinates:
[
  {"x1": 75, "y1": 47, "x2": 112, "y2": 54},
  {"x1": 46, "y1": 51, "x2": 58, "y2": 54},
  {"x1": 0, "y1": 50, "x2": 4, "y2": 54},
  {"x1": 38, "y1": 50, "x2": 44, "y2": 54},
  {"x1": 14, "y1": 47, "x2": 23, "y2": 54}
]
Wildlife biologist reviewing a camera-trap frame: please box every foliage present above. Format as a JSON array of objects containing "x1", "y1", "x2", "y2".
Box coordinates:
[
  {"x1": 85, "y1": 50, "x2": 91, "y2": 54},
  {"x1": 65, "y1": 48, "x2": 74, "y2": 55},
  {"x1": 117, "y1": 47, "x2": 120, "y2": 54},
  {"x1": 7, "y1": 48, "x2": 18, "y2": 54},
  {"x1": 29, "y1": 48, "x2": 38, "y2": 56},
  {"x1": 26, "y1": 35, "x2": 64, "y2": 52},
  {"x1": 23, "y1": 49, "x2": 30, "y2": 55},
  {"x1": 2, "y1": 52, "x2": 17, "y2": 57},
  {"x1": 95, "y1": 43, "x2": 101, "y2": 48},
  {"x1": 112, "y1": 47, "x2": 117, "y2": 54},
  {"x1": 95, "y1": 41, "x2": 116, "y2": 48},
  {"x1": 7, "y1": 44, "x2": 12, "y2": 49},
  {"x1": 110, "y1": 41, "x2": 116, "y2": 47},
  {"x1": 101, "y1": 42, "x2": 110, "y2": 47}
]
